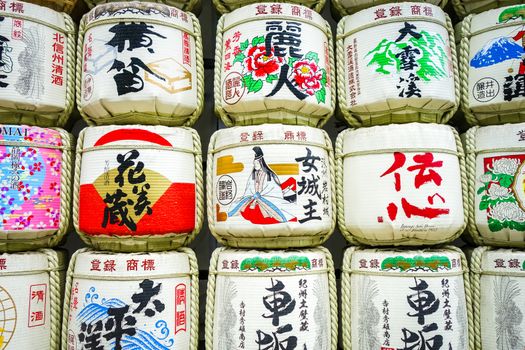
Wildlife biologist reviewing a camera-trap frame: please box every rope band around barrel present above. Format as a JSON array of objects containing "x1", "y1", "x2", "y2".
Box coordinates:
[
  {"x1": 82, "y1": 144, "x2": 199, "y2": 155},
  {"x1": 0, "y1": 140, "x2": 70, "y2": 151},
  {"x1": 342, "y1": 268, "x2": 465, "y2": 278},
  {"x1": 469, "y1": 146, "x2": 525, "y2": 155},
  {"x1": 222, "y1": 15, "x2": 329, "y2": 35},
  {"x1": 72, "y1": 272, "x2": 198, "y2": 281},
  {"x1": 84, "y1": 17, "x2": 196, "y2": 37},
  {"x1": 211, "y1": 139, "x2": 330, "y2": 154},
  {"x1": 211, "y1": 269, "x2": 329, "y2": 277},
  {"x1": 338, "y1": 147, "x2": 461, "y2": 159},
  {"x1": 0, "y1": 11, "x2": 71, "y2": 34},
  {"x1": 337, "y1": 16, "x2": 447, "y2": 40}
]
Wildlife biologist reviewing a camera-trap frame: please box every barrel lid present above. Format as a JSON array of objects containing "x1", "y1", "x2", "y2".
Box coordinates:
[
  {"x1": 341, "y1": 123, "x2": 457, "y2": 155},
  {"x1": 481, "y1": 248, "x2": 525, "y2": 274},
  {"x1": 0, "y1": 0, "x2": 67, "y2": 32},
  {"x1": 474, "y1": 123, "x2": 525, "y2": 153},
  {"x1": 349, "y1": 247, "x2": 464, "y2": 274},
  {"x1": 216, "y1": 248, "x2": 329, "y2": 274},
  {"x1": 0, "y1": 124, "x2": 63, "y2": 148},
  {"x1": 0, "y1": 250, "x2": 50, "y2": 274},
  {"x1": 86, "y1": 1, "x2": 195, "y2": 34},
  {"x1": 342, "y1": 2, "x2": 446, "y2": 33},
  {"x1": 222, "y1": 2, "x2": 326, "y2": 31},
  {"x1": 212, "y1": 124, "x2": 327, "y2": 151},
  {"x1": 469, "y1": 4, "x2": 525, "y2": 36},
  {"x1": 74, "y1": 250, "x2": 191, "y2": 277},
  {"x1": 81, "y1": 125, "x2": 194, "y2": 152}
]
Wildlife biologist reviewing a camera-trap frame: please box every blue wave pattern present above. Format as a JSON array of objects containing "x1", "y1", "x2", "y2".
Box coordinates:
[{"x1": 76, "y1": 286, "x2": 174, "y2": 350}]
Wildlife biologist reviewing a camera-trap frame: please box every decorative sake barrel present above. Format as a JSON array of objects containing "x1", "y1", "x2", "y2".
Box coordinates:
[
  {"x1": 341, "y1": 246, "x2": 473, "y2": 350},
  {"x1": 83, "y1": 0, "x2": 201, "y2": 13},
  {"x1": 213, "y1": 0, "x2": 325, "y2": 14},
  {"x1": 63, "y1": 248, "x2": 199, "y2": 350},
  {"x1": 336, "y1": 2, "x2": 458, "y2": 127},
  {"x1": 0, "y1": 1, "x2": 75, "y2": 127},
  {"x1": 74, "y1": 125, "x2": 203, "y2": 252},
  {"x1": 207, "y1": 124, "x2": 335, "y2": 248},
  {"x1": 465, "y1": 123, "x2": 525, "y2": 247},
  {"x1": 0, "y1": 249, "x2": 66, "y2": 349},
  {"x1": 453, "y1": 0, "x2": 522, "y2": 19},
  {"x1": 206, "y1": 247, "x2": 337, "y2": 350},
  {"x1": 336, "y1": 123, "x2": 467, "y2": 246},
  {"x1": 77, "y1": 2, "x2": 204, "y2": 127},
  {"x1": 471, "y1": 246, "x2": 525, "y2": 350},
  {"x1": 459, "y1": 5, "x2": 525, "y2": 125},
  {"x1": 215, "y1": 3, "x2": 335, "y2": 127},
  {"x1": 331, "y1": 0, "x2": 445, "y2": 17},
  {"x1": 0, "y1": 125, "x2": 73, "y2": 252}
]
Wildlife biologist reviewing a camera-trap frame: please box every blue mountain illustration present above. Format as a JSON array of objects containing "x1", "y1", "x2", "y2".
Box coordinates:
[{"x1": 471, "y1": 36, "x2": 524, "y2": 68}]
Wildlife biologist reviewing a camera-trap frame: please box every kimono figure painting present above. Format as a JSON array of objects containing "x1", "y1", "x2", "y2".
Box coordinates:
[{"x1": 228, "y1": 147, "x2": 297, "y2": 224}]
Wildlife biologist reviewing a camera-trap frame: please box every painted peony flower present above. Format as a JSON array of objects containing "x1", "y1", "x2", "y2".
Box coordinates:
[
  {"x1": 489, "y1": 202, "x2": 525, "y2": 222},
  {"x1": 293, "y1": 60, "x2": 323, "y2": 95},
  {"x1": 244, "y1": 45, "x2": 284, "y2": 79},
  {"x1": 479, "y1": 173, "x2": 493, "y2": 183},
  {"x1": 490, "y1": 158, "x2": 520, "y2": 175},
  {"x1": 487, "y1": 183, "x2": 511, "y2": 200}
]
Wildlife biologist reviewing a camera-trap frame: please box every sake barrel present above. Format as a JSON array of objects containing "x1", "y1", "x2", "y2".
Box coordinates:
[
  {"x1": 215, "y1": 3, "x2": 335, "y2": 127},
  {"x1": 452, "y1": 0, "x2": 522, "y2": 19},
  {"x1": 336, "y1": 2, "x2": 458, "y2": 127},
  {"x1": 331, "y1": 0, "x2": 445, "y2": 17},
  {"x1": 77, "y1": 2, "x2": 204, "y2": 127},
  {"x1": 63, "y1": 248, "x2": 199, "y2": 350},
  {"x1": 0, "y1": 125, "x2": 73, "y2": 252},
  {"x1": 341, "y1": 246, "x2": 473, "y2": 350},
  {"x1": 213, "y1": 0, "x2": 324, "y2": 14},
  {"x1": 83, "y1": 0, "x2": 201, "y2": 13},
  {"x1": 0, "y1": 249, "x2": 66, "y2": 349},
  {"x1": 73, "y1": 125, "x2": 203, "y2": 252},
  {"x1": 207, "y1": 124, "x2": 335, "y2": 248},
  {"x1": 206, "y1": 247, "x2": 337, "y2": 350},
  {"x1": 471, "y1": 246, "x2": 525, "y2": 350},
  {"x1": 336, "y1": 123, "x2": 467, "y2": 246},
  {"x1": 459, "y1": 5, "x2": 525, "y2": 125},
  {"x1": 465, "y1": 123, "x2": 525, "y2": 247},
  {"x1": 0, "y1": 1, "x2": 75, "y2": 127}
]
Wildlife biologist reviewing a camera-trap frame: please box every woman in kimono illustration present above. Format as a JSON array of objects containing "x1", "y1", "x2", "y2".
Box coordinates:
[{"x1": 228, "y1": 147, "x2": 296, "y2": 224}]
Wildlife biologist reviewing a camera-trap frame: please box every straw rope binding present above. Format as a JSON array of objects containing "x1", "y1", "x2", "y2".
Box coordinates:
[{"x1": 72, "y1": 126, "x2": 203, "y2": 252}]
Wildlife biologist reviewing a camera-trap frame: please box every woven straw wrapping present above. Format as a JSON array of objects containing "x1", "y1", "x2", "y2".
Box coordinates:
[
  {"x1": 0, "y1": 126, "x2": 74, "y2": 252},
  {"x1": 331, "y1": 0, "x2": 447, "y2": 18},
  {"x1": 61, "y1": 248, "x2": 199, "y2": 350},
  {"x1": 212, "y1": 0, "x2": 325, "y2": 14},
  {"x1": 205, "y1": 246, "x2": 338, "y2": 350},
  {"x1": 336, "y1": 123, "x2": 469, "y2": 246},
  {"x1": 76, "y1": 2, "x2": 204, "y2": 127},
  {"x1": 470, "y1": 246, "x2": 525, "y2": 350},
  {"x1": 341, "y1": 245, "x2": 475, "y2": 350},
  {"x1": 459, "y1": 6, "x2": 525, "y2": 126},
  {"x1": 336, "y1": 3, "x2": 460, "y2": 127},
  {"x1": 206, "y1": 124, "x2": 336, "y2": 248},
  {"x1": 0, "y1": 3, "x2": 75, "y2": 127},
  {"x1": 214, "y1": 3, "x2": 336, "y2": 128},
  {"x1": 452, "y1": 0, "x2": 523, "y2": 19},
  {"x1": 83, "y1": 0, "x2": 201, "y2": 13},
  {"x1": 0, "y1": 249, "x2": 66, "y2": 350},
  {"x1": 25, "y1": 0, "x2": 78, "y2": 14},
  {"x1": 72, "y1": 125, "x2": 203, "y2": 252},
  {"x1": 465, "y1": 124, "x2": 525, "y2": 247}
]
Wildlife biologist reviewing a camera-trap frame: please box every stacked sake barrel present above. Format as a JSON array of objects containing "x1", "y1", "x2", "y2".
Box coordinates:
[
  {"x1": 334, "y1": 2, "x2": 476, "y2": 349},
  {"x1": 458, "y1": 4, "x2": 525, "y2": 348},
  {"x1": 207, "y1": 3, "x2": 338, "y2": 349},
  {"x1": 62, "y1": 2, "x2": 204, "y2": 349},
  {"x1": 0, "y1": 1, "x2": 77, "y2": 348}
]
